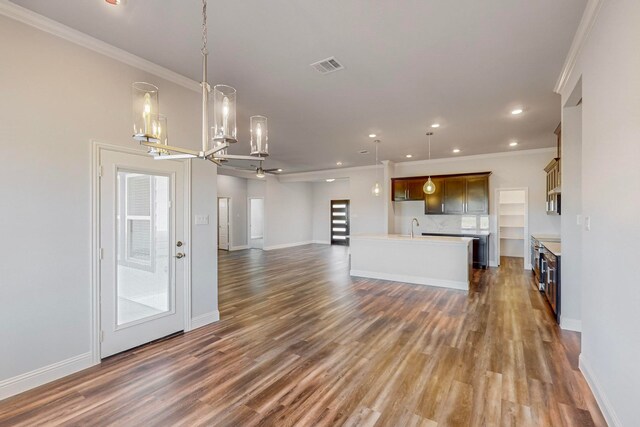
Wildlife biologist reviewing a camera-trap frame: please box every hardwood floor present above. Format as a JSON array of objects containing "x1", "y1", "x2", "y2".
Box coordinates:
[{"x1": 0, "y1": 245, "x2": 605, "y2": 426}]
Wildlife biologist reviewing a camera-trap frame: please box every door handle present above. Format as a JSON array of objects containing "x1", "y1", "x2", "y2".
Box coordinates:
[{"x1": 175, "y1": 252, "x2": 186, "y2": 259}]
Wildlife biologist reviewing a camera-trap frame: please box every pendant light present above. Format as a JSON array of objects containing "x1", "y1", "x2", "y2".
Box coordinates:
[
  {"x1": 371, "y1": 140, "x2": 382, "y2": 197},
  {"x1": 423, "y1": 132, "x2": 436, "y2": 194}
]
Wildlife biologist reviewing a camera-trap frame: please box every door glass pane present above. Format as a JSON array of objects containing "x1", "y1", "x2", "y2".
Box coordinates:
[{"x1": 116, "y1": 171, "x2": 171, "y2": 325}]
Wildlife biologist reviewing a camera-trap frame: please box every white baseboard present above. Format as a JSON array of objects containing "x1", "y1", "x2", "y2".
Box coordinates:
[
  {"x1": 350, "y1": 269, "x2": 468, "y2": 291},
  {"x1": 263, "y1": 241, "x2": 313, "y2": 251},
  {"x1": 579, "y1": 354, "x2": 621, "y2": 427},
  {"x1": 190, "y1": 310, "x2": 220, "y2": 330},
  {"x1": 312, "y1": 240, "x2": 331, "y2": 245},
  {"x1": 0, "y1": 352, "x2": 94, "y2": 401},
  {"x1": 229, "y1": 245, "x2": 249, "y2": 251},
  {"x1": 560, "y1": 316, "x2": 582, "y2": 332}
]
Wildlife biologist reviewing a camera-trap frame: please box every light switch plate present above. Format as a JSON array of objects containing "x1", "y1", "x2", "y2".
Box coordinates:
[
  {"x1": 576, "y1": 214, "x2": 582, "y2": 226},
  {"x1": 584, "y1": 216, "x2": 591, "y2": 231},
  {"x1": 195, "y1": 215, "x2": 209, "y2": 225}
]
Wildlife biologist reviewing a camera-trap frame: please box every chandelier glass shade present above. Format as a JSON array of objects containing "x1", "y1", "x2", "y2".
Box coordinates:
[
  {"x1": 132, "y1": 82, "x2": 159, "y2": 142},
  {"x1": 250, "y1": 115, "x2": 269, "y2": 157},
  {"x1": 210, "y1": 84, "x2": 237, "y2": 143},
  {"x1": 371, "y1": 182, "x2": 382, "y2": 196}
]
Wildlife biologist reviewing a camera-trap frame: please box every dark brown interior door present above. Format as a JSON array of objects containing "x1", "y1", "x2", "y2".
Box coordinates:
[{"x1": 330, "y1": 200, "x2": 350, "y2": 246}]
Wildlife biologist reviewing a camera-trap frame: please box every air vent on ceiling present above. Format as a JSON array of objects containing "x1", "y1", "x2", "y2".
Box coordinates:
[
  {"x1": 311, "y1": 57, "x2": 344, "y2": 74},
  {"x1": 358, "y1": 150, "x2": 369, "y2": 154}
]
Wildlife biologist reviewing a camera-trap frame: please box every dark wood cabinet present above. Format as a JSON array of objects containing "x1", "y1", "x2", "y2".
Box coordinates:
[
  {"x1": 407, "y1": 179, "x2": 426, "y2": 200},
  {"x1": 465, "y1": 175, "x2": 489, "y2": 214},
  {"x1": 393, "y1": 180, "x2": 409, "y2": 201},
  {"x1": 443, "y1": 177, "x2": 466, "y2": 214},
  {"x1": 422, "y1": 232, "x2": 490, "y2": 269},
  {"x1": 425, "y1": 178, "x2": 445, "y2": 214},
  {"x1": 392, "y1": 172, "x2": 491, "y2": 215}
]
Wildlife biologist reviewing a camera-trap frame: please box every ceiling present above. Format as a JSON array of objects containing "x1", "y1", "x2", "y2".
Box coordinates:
[{"x1": 12, "y1": 0, "x2": 586, "y2": 173}]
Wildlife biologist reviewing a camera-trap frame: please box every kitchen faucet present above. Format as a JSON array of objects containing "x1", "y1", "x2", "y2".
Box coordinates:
[{"x1": 410, "y1": 218, "x2": 420, "y2": 238}]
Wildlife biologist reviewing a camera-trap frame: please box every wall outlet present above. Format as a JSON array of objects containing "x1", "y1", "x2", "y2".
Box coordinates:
[{"x1": 195, "y1": 215, "x2": 209, "y2": 225}]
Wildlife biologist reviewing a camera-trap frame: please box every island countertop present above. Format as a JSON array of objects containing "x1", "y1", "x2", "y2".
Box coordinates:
[
  {"x1": 351, "y1": 233, "x2": 472, "y2": 245},
  {"x1": 350, "y1": 234, "x2": 473, "y2": 290}
]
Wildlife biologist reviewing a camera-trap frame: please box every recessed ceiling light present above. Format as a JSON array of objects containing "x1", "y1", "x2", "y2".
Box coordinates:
[
  {"x1": 511, "y1": 108, "x2": 523, "y2": 115},
  {"x1": 509, "y1": 141, "x2": 518, "y2": 147},
  {"x1": 452, "y1": 149, "x2": 461, "y2": 153},
  {"x1": 336, "y1": 161, "x2": 343, "y2": 166},
  {"x1": 326, "y1": 178, "x2": 335, "y2": 182},
  {"x1": 277, "y1": 168, "x2": 283, "y2": 172},
  {"x1": 431, "y1": 124, "x2": 440, "y2": 128},
  {"x1": 369, "y1": 134, "x2": 377, "y2": 138},
  {"x1": 359, "y1": 150, "x2": 369, "y2": 154},
  {"x1": 406, "y1": 154, "x2": 413, "y2": 158}
]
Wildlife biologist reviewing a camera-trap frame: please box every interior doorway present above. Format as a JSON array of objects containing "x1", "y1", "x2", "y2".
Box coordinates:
[
  {"x1": 496, "y1": 188, "x2": 529, "y2": 268},
  {"x1": 218, "y1": 197, "x2": 230, "y2": 250},
  {"x1": 331, "y1": 200, "x2": 350, "y2": 246},
  {"x1": 248, "y1": 198, "x2": 264, "y2": 249}
]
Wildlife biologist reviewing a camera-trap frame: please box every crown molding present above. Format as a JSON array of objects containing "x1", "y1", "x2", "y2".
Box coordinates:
[
  {"x1": 554, "y1": 0, "x2": 604, "y2": 94},
  {"x1": 0, "y1": 0, "x2": 201, "y2": 93}
]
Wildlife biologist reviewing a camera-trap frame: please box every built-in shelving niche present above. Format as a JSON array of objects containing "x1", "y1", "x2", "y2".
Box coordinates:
[{"x1": 497, "y1": 190, "x2": 527, "y2": 260}]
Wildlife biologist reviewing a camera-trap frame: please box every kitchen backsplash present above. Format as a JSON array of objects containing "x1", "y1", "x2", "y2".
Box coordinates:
[
  {"x1": 421, "y1": 215, "x2": 490, "y2": 232},
  {"x1": 393, "y1": 201, "x2": 490, "y2": 234}
]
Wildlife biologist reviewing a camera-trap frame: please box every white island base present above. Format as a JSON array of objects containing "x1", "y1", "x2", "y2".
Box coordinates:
[{"x1": 350, "y1": 234, "x2": 473, "y2": 291}]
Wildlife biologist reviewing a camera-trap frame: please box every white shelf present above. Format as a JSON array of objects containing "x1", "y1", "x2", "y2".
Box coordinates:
[{"x1": 500, "y1": 236, "x2": 524, "y2": 240}]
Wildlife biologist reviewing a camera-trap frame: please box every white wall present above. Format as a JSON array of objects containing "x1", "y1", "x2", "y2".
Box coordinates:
[
  {"x1": 263, "y1": 177, "x2": 313, "y2": 249},
  {"x1": 0, "y1": 15, "x2": 218, "y2": 392},
  {"x1": 557, "y1": 1, "x2": 640, "y2": 425},
  {"x1": 311, "y1": 179, "x2": 350, "y2": 243},
  {"x1": 560, "y1": 103, "x2": 582, "y2": 330},
  {"x1": 217, "y1": 175, "x2": 248, "y2": 249},
  {"x1": 280, "y1": 166, "x2": 387, "y2": 239},
  {"x1": 392, "y1": 149, "x2": 561, "y2": 266}
]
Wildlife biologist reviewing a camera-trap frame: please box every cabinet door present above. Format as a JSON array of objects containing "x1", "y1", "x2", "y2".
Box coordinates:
[
  {"x1": 407, "y1": 179, "x2": 426, "y2": 200},
  {"x1": 425, "y1": 178, "x2": 445, "y2": 214},
  {"x1": 392, "y1": 180, "x2": 408, "y2": 201},
  {"x1": 444, "y1": 177, "x2": 466, "y2": 214},
  {"x1": 466, "y1": 176, "x2": 489, "y2": 214}
]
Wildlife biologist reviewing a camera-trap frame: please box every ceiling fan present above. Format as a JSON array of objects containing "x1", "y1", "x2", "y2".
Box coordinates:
[{"x1": 223, "y1": 160, "x2": 281, "y2": 178}]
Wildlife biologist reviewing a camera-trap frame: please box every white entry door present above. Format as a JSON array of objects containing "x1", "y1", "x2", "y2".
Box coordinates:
[
  {"x1": 99, "y1": 149, "x2": 186, "y2": 358},
  {"x1": 218, "y1": 198, "x2": 230, "y2": 250}
]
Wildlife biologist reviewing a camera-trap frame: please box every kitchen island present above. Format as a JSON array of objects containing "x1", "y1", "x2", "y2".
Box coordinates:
[{"x1": 350, "y1": 234, "x2": 473, "y2": 291}]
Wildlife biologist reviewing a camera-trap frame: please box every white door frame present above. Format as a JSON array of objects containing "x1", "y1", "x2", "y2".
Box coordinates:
[
  {"x1": 91, "y1": 141, "x2": 192, "y2": 365},
  {"x1": 217, "y1": 197, "x2": 231, "y2": 250},
  {"x1": 494, "y1": 187, "x2": 529, "y2": 269},
  {"x1": 247, "y1": 197, "x2": 264, "y2": 248}
]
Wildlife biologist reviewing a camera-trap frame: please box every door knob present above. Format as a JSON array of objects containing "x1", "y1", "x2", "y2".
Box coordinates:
[
  {"x1": 176, "y1": 241, "x2": 183, "y2": 247},
  {"x1": 175, "y1": 252, "x2": 186, "y2": 259}
]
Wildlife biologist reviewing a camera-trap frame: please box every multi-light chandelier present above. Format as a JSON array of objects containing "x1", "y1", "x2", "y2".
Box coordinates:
[{"x1": 131, "y1": 0, "x2": 269, "y2": 167}]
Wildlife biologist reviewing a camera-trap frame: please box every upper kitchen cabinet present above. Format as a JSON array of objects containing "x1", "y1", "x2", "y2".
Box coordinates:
[
  {"x1": 391, "y1": 178, "x2": 426, "y2": 201},
  {"x1": 465, "y1": 175, "x2": 489, "y2": 214},
  {"x1": 393, "y1": 172, "x2": 491, "y2": 215},
  {"x1": 443, "y1": 177, "x2": 466, "y2": 214},
  {"x1": 545, "y1": 123, "x2": 562, "y2": 215},
  {"x1": 425, "y1": 177, "x2": 445, "y2": 214}
]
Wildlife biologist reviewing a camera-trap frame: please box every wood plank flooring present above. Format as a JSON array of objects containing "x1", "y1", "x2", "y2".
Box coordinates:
[{"x1": 0, "y1": 245, "x2": 606, "y2": 426}]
